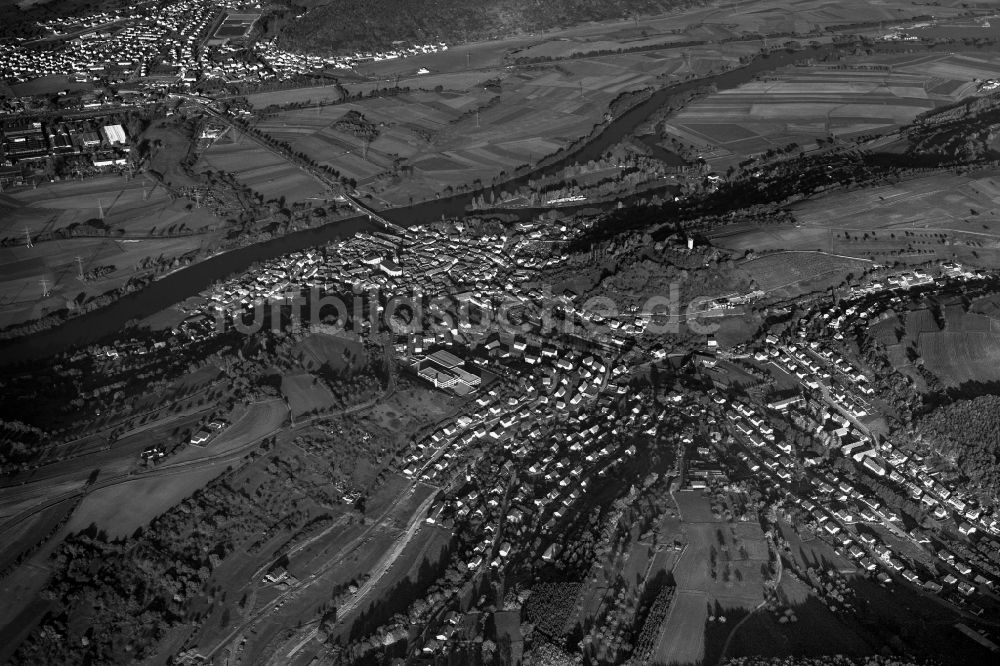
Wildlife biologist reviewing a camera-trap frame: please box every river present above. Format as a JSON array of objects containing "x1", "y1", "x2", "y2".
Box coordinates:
[{"x1": 0, "y1": 39, "x2": 985, "y2": 363}]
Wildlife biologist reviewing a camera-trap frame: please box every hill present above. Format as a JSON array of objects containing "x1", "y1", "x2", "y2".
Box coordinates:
[{"x1": 279, "y1": 0, "x2": 683, "y2": 53}]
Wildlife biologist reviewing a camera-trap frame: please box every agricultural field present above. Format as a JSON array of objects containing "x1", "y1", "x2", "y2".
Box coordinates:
[
  {"x1": 0, "y1": 176, "x2": 221, "y2": 330},
  {"x1": 250, "y1": 44, "x2": 760, "y2": 206},
  {"x1": 870, "y1": 298, "x2": 1000, "y2": 388},
  {"x1": 196, "y1": 137, "x2": 328, "y2": 203},
  {"x1": 738, "y1": 251, "x2": 872, "y2": 297},
  {"x1": 662, "y1": 52, "x2": 1000, "y2": 171},
  {"x1": 0, "y1": 173, "x2": 184, "y2": 238},
  {"x1": 712, "y1": 171, "x2": 1000, "y2": 268},
  {"x1": 794, "y1": 172, "x2": 1000, "y2": 236},
  {"x1": 918, "y1": 331, "x2": 1000, "y2": 387},
  {"x1": 239, "y1": 0, "x2": 976, "y2": 205},
  {"x1": 343, "y1": 0, "x2": 964, "y2": 83}
]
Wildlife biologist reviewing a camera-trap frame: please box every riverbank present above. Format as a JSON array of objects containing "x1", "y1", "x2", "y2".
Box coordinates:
[{"x1": 1, "y1": 37, "x2": 996, "y2": 363}]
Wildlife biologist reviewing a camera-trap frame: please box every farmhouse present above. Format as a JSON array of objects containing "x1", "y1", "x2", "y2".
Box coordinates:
[{"x1": 189, "y1": 430, "x2": 211, "y2": 446}]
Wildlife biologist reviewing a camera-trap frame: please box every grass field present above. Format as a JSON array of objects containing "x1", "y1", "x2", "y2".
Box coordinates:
[
  {"x1": 657, "y1": 490, "x2": 770, "y2": 664},
  {"x1": 2, "y1": 399, "x2": 283, "y2": 544},
  {"x1": 663, "y1": 51, "x2": 1000, "y2": 170},
  {"x1": 281, "y1": 373, "x2": 338, "y2": 418},
  {"x1": 364, "y1": 386, "x2": 458, "y2": 436},
  {"x1": 777, "y1": 520, "x2": 855, "y2": 573},
  {"x1": 155, "y1": 398, "x2": 287, "y2": 464},
  {"x1": 294, "y1": 332, "x2": 367, "y2": 373},
  {"x1": 0, "y1": 497, "x2": 76, "y2": 572},
  {"x1": 64, "y1": 466, "x2": 224, "y2": 538},
  {"x1": 9, "y1": 74, "x2": 93, "y2": 96},
  {"x1": 656, "y1": 589, "x2": 710, "y2": 665},
  {"x1": 245, "y1": 83, "x2": 346, "y2": 109},
  {"x1": 726, "y1": 590, "x2": 872, "y2": 659}
]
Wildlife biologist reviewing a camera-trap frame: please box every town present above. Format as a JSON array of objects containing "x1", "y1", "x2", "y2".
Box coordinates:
[{"x1": 5, "y1": 0, "x2": 1000, "y2": 664}]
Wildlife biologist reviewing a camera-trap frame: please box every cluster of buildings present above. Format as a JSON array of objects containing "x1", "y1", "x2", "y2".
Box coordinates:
[
  {"x1": 414, "y1": 349, "x2": 481, "y2": 395},
  {"x1": 716, "y1": 284, "x2": 1000, "y2": 611},
  {"x1": 849, "y1": 263, "x2": 982, "y2": 301},
  {"x1": 189, "y1": 214, "x2": 681, "y2": 599},
  {"x1": 0, "y1": 120, "x2": 129, "y2": 182},
  {"x1": 1, "y1": 0, "x2": 446, "y2": 90},
  {"x1": 412, "y1": 360, "x2": 648, "y2": 574},
  {"x1": 198, "y1": 220, "x2": 574, "y2": 347},
  {"x1": 197, "y1": 216, "x2": 678, "y2": 401},
  {"x1": 252, "y1": 39, "x2": 448, "y2": 81},
  {"x1": 1, "y1": 0, "x2": 241, "y2": 85}
]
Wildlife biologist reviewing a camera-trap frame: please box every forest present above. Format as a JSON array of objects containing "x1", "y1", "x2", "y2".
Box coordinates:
[
  {"x1": 912, "y1": 395, "x2": 1000, "y2": 501},
  {"x1": 279, "y1": 0, "x2": 691, "y2": 53}
]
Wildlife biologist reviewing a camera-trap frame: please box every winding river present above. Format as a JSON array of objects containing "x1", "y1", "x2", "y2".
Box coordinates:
[{"x1": 0, "y1": 39, "x2": 984, "y2": 362}]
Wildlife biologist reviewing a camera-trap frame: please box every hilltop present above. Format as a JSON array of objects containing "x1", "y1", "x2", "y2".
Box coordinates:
[{"x1": 279, "y1": 0, "x2": 685, "y2": 53}]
